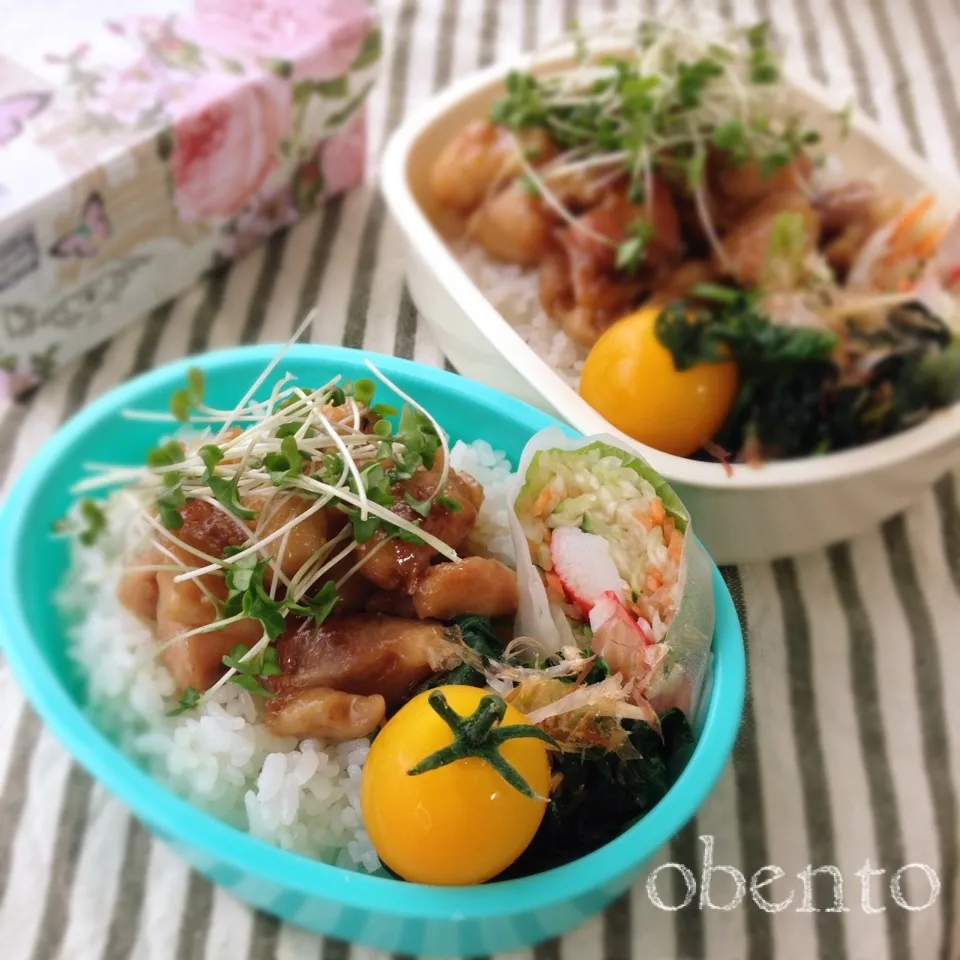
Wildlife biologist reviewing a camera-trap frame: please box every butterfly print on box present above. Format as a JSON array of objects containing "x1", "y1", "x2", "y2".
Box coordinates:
[
  {"x1": 49, "y1": 191, "x2": 111, "y2": 259},
  {"x1": 0, "y1": 91, "x2": 51, "y2": 147}
]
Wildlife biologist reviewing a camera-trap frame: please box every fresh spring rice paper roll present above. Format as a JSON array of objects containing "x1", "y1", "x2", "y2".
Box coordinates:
[{"x1": 507, "y1": 426, "x2": 715, "y2": 727}]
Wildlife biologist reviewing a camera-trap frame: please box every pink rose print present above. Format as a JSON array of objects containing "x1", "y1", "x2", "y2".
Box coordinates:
[
  {"x1": 220, "y1": 185, "x2": 298, "y2": 259},
  {"x1": 321, "y1": 106, "x2": 367, "y2": 196},
  {"x1": 168, "y1": 71, "x2": 291, "y2": 223},
  {"x1": 190, "y1": 0, "x2": 374, "y2": 81}
]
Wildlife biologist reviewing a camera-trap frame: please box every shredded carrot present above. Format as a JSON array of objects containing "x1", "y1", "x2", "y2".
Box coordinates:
[
  {"x1": 633, "y1": 508, "x2": 654, "y2": 530},
  {"x1": 891, "y1": 194, "x2": 936, "y2": 247},
  {"x1": 909, "y1": 225, "x2": 946, "y2": 262},
  {"x1": 669, "y1": 538, "x2": 683, "y2": 563},
  {"x1": 668, "y1": 529, "x2": 684, "y2": 563},
  {"x1": 649, "y1": 498, "x2": 666, "y2": 526},
  {"x1": 646, "y1": 568, "x2": 664, "y2": 592},
  {"x1": 533, "y1": 486, "x2": 554, "y2": 518},
  {"x1": 662, "y1": 516, "x2": 676, "y2": 542}
]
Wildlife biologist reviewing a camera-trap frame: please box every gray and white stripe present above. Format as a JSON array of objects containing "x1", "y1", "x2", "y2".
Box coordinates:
[{"x1": 1, "y1": 1, "x2": 959, "y2": 958}]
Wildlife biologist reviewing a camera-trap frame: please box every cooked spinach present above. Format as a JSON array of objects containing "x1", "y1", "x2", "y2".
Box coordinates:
[
  {"x1": 655, "y1": 294, "x2": 960, "y2": 461},
  {"x1": 500, "y1": 708, "x2": 694, "y2": 877}
]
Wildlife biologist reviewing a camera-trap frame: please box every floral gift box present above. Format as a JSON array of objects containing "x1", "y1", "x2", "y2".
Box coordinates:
[{"x1": 0, "y1": 0, "x2": 379, "y2": 401}]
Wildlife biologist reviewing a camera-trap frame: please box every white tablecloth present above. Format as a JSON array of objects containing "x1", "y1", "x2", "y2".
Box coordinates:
[{"x1": 1, "y1": 0, "x2": 959, "y2": 958}]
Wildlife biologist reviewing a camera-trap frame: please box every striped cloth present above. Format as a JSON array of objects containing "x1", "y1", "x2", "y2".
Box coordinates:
[{"x1": 1, "y1": 0, "x2": 959, "y2": 958}]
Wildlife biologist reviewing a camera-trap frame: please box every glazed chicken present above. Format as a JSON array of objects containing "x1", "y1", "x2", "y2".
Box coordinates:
[
  {"x1": 539, "y1": 182, "x2": 682, "y2": 346},
  {"x1": 429, "y1": 120, "x2": 558, "y2": 215},
  {"x1": 117, "y1": 439, "x2": 519, "y2": 742},
  {"x1": 717, "y1": 189, "x2": 821, "y2": 289},
  {"x1": 269, "y1": 615, "x2": 462, "y2": 706},
  {"x1": 265, "y1": 688, "x2": 386, "y2": 740},
  {"x1": 412, "y1": 557, "x2": 519, "y2": 620},
  {"x1": 467, "y1": 183, "x2": 554, "y2": 266},
  {"x1": 118, "y1": 497, "x2": 330, "y2": 693},
  {"x1": 354, "y1": 455, "x2": 484, "y2": 593}
]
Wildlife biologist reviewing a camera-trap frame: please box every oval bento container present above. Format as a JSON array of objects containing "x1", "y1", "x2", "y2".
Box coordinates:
[
  {"x1": 0, "y1": 345, "x2": 745, "y2": 956},
  {"x1": 380, "y1": 40, "x2": 960, "y2": 564}
]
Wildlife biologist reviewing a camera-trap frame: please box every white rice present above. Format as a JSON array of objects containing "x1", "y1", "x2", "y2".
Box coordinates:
[
  {"x1": 449, "y1": 438, "x2": 516, "y2": 565},
  {"x1": 56, "y1": 439, "x2": 517, "y2": 873},
  {"x1": 454, "y1": 239, "x2": 588, "y2": 386}
]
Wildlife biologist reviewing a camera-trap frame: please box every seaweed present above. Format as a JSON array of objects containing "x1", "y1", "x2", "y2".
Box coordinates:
[
  {"x1": 656, "y1": 294, "x2": 960, "y2": 461},
  {"x1": 498, "y1": 708, "x2": 695, "y2": 878}
]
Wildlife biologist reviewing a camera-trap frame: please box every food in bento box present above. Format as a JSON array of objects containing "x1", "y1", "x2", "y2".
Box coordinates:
[
  {"x1": 54, "y1": 341, "x2": 706, "y2": 883},
  {"x1": 433, "y1": 13, "x2": 960, "y2": 463}
]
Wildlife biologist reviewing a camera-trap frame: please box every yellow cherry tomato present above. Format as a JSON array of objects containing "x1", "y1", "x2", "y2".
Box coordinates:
[
  {"x1": 360, "y1": 685, "x2": 551, "y2": 885},
  {"x1": 579, "y1": 304, "x2": 739, "y2": 458}
]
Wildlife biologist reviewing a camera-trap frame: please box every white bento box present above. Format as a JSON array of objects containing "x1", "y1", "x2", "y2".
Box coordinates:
[{"x1": 380, "y1": 41, "x2": 960, "y2": 564}]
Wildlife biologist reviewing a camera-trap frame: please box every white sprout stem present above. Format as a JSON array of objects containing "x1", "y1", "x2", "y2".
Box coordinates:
[
  {"x1": 295, "y1": 538, "x2": 358, "y2": 600},
  {"x1": 201, "y1": 631, "x2": 272, "y2": 704},
  {"x1": 363, "y1": 360, "x2": 452, "y2": 508},
  {"x1": 694, "y1": 180, "x2": 732, "y2": 271},
  {"x1": 147, "y1": 613, "x2": 249, "y2": 665},
  {"x1": 289, "y1": 472, "x2": 459, "y2": 561},
  {"x1": 121, "y1": 412, "x2": 282, "y2": 424},
  {"x1": 127, "y1": 496, "x2": 226, "y2": 569},
  {"x1": 215, "y1": 308, "x2": 318, "y2": 439},
  {"x1": 252, "y1": 488, "x2": 295, "y2": 542},
  {"x1": 270, "y1": 527, "x2": 292, "y2": 601},
  {"x1": 286, "y1": 526, "x2": 352, "y2": 598},
  {"x1": 509, "y1": 143, "x2": 617, "y2": 248},
  {"x1": 173, "y1": 493, "x2": 330, "y2": 583},
  {"x1": 334, "y1": 535, "x2": 394, "y2": 588},
  {"x1": 119, "y1": 382, "x2": 306, "y2": 425},
  {"x1": 148, "y1": 539, "x2": 222, "y2": 610},
  {"x1": 222, "y1": 374, "x2": 301, "y2": 483},
  {"x1": 194, "y1": 496, "x2": 293, "y2": 591},
  {"x1": 306, "y1": 392, "x2": 369, "y2": 521}
]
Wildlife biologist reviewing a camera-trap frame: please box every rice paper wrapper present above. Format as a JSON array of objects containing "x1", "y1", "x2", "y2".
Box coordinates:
[{"x1": 507, "y1": 426, "x2": 716, "y2": 727}]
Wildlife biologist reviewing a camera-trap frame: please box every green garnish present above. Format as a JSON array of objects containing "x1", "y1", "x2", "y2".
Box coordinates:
[
  {"x1": 283, "y1": 580, "x2": 339, "y2": 625},
  {"x1": 488, "y1": 15, "x2": 835, "y2": 261},
  {"x1": 339, "y1": 377, "x2": 376, "y2": 407},
  {"x1": 199, "y1": 444, "x2": 256, "y2": 521},
  {"x1": 52, "y1": 498, "x2": 108, "y2": 545},
  {"x1": 167, "y1": 686, "x2": 202, "y2": 716},
  {"x1": 263, "y1": 436, "x2": 306, "y2": 486},
  {"x1": 221, "y1": 552, "x2": 286, "y2": 640},
  {"x1": 745, "y1": 21, "x2": 779, "y2": 84},
  {"x1": 157, "y1": 483, "x2": 186, "y2": 529},
  {"x1": 407, "y1": 691, "x2": 556, "y2": 799},
  {"x1": 615, "y1": 217, "x2": 654, "y2": 275},
  {"x1": 171, "y1": 367, "x2": 204, "y2": 422},
  {"x1": 147, "y1": 440, "x2": 184, "y2": 469},
  {"x1": 222, "y1": 643, "x2": 282, "y2": 697},
  {"x1": 404, "y1": 492, "x2": 433, "y2": 517},
  {"x1": 518, "y1": 172, "x2": 541, "y2": 197},
  {"x1": 654, "y1": 295, "x2": 960, "y2": 461},
  {"x1": 64, "y1": 345, "x2": 465, "y2": 720}
]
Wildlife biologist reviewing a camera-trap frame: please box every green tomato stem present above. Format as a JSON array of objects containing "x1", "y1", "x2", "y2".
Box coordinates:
[{"x1": 406, "y1": 690, "x2": 556, "y2": 800}]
